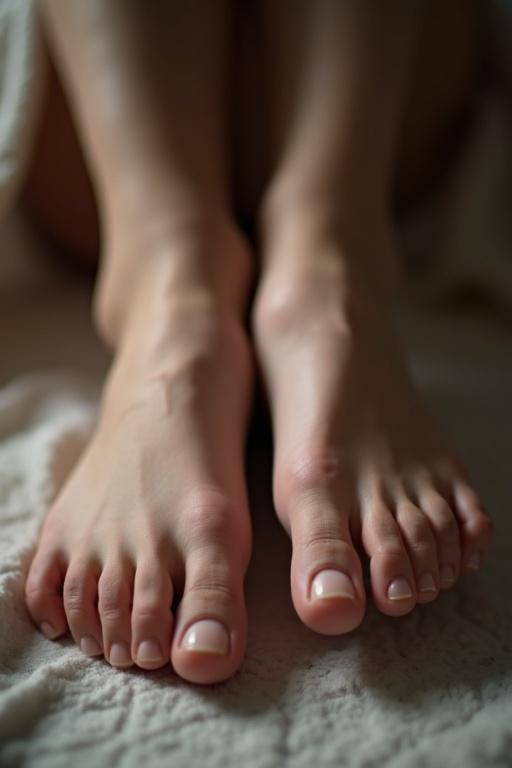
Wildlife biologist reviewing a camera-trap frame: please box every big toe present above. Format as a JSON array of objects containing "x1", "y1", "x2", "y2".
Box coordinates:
[
  {"x1": 287, "y1": 488, "x2": 366, "y2": 635},
  {"x1": 171, "y1": 545, "x2": 247, "y2": 685}
]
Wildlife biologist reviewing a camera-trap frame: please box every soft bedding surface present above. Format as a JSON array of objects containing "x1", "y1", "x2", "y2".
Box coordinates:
[{"x1": 0, "y1": 211, "x2": 511, "y2": 768}]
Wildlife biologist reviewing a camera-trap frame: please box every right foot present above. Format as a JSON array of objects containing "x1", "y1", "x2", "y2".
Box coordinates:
[
  {"x1": 24, "y1": 220, "x2": 254, "y2": 684},
  {"x1": 253, "y1": 214, "x2": 493, "y2": 635}
]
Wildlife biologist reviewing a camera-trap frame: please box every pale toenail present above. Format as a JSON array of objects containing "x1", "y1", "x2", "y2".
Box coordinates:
[
  {"x1": 182, "y1": 619, "x2": 229, "y2": 656},
  {"x1": 387, "y1": 577, "x2": 413, "y2": 600},
  {"x1": 137, "y1": 639, "x2": 163, "y2": 664},
  {"x1": 466, "y1": 553, "x2": 481, "y2": 571},
  {"x1": 80, "y1": 635, "x2": 102, "y2": 656},
  {"x1": 311, "y1": 570, "x2": 355, "y2": 600},
  {"x1": 440, "y1": 565, "x2": 455, "y2": 584},
  {"x1": 109, "y1": 642, "x2": 132, "y2": 667},
  {"x1": 418, "y1": 573, "x2": 437, "y2": 593},
  {"x1": 41, "y1": 622, "x2": 59, "y2": 639}
]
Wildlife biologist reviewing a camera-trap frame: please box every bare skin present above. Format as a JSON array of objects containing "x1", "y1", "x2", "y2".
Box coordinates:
[
  {"x1": 24, "y1": 0, "x2": 493, "y2": 683},
  {"x1": 253, "y1": 0, "x2": 493, "y2": 634},
  {"x1": 25, "y1": 0, "x2": 254, "y2": 685}
]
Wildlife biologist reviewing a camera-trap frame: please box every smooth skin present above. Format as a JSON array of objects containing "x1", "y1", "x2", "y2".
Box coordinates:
[{"x1": 24, "y1": 0, "x2": 493, "y2": 683}]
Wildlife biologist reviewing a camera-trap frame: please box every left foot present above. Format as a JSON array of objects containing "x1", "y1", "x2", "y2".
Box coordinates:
[{"x1": 253, "y1": 219, "x2": 493, "y2": 635}]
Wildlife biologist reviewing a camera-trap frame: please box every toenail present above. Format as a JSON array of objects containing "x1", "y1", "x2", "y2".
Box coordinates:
[
  {"x1": 181, "y1": 619, "x2": 229, "y2": 656},
  {"x1": 109, "y1": 642, "x2": 132, "y2": 667},
  {"x1": 80, "y1": 635, "x2": 102, "y2": 656},
  {"x1": 418, "y1": 573, "x2": 437, "y2": 593},
  {"x1": 311, "y1": 570, "x2": 355, "y2": 601},
  {"x1": 466, "y1": 553, "x2": 481, "y2": 571},
  {"x1": 440, "y1": 565, "x2": 455, "y2": 584},
  {"x1": 137, "y1": 639, "x2": 163, "y2": 664},
  {"x1": 387, "y1": 577, "x2": 413, "y2": 600},
  {"x1": 40, "y1": 622, "x2": 59, "y2": 639}
]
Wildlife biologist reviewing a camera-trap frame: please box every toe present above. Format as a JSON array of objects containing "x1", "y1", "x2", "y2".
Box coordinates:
[
  {"x1": 171, "y1": 546, "x2": 247, "y2": 685},
  {"x1": 98, "y1": 559, "x2": 135, "y2": 668},
  {"x1": 395, "y1": 501, "x2": 439, "y2": 604},
  {"x1": 417, "y1": 488, "x2": 461, "y2": 590},
  {"x1": 63, "y1": 557, "x2": 103, "y2": 657},
  {"x1": 131, "y1": 559, "x2": 173, "y2": 670},
  {"x1": 451, "y1": 478, "x2": 494, "y2": 574},
  {"x1": 25, "y1": 548, "x2": 68, "y2": 639},
  {"x1": 361, "y1": 502, "x2": 417, "y2": 616},
  {"x1": 287, "y1": 487, "x2": 366, "y2": 635}
]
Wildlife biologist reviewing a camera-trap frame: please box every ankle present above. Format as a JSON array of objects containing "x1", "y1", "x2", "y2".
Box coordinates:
[
  {"x1": 258, "y1": 193, "x2": 401, "y2": 301},
  {"x1": 94, "y1": 211, "x2": 253, "y2": 348}
]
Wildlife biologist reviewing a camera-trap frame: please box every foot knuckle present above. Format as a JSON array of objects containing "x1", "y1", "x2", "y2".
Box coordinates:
[
  {"x1": 63, "y1": 574, "x2": 89, "y2": 610},
  {"x1": 185, "y1": 494, "x2": 238, "y2": 547},
  {"x1": 133, "y1": 602, "x2": 165, "y2": 621},
  {"x1": 98, "y1": 576, "x2": 130, "y2": 618},
  {"x1": 374, "y1": 537, "x2": 405, "y2": 558},
  {"x1": 98, "y1": 601, "x2": 125, "y2": 623},
  {"x1": 185, "y1": 581, "x2": 236, "y2": 609},
  {"x1": 427, "y1": 501, "x2": 459, "y2": 539},
  {"x1": 364, "y1": 508, "x2": 400, "y2": 541},
  {"x1": 400, "y1": 518, "x2": 433, "y2": 548},
  {"x1": 426, "y1": 496, "x2": 452, "y2": 521},
  {"x1": 287, "y1": 453, "x2": 340, "y2": 495},
  {"x1": 300, "y1": 532, "x2": 354, "y2": 567},
  {"x1": 408, "y1": 539, "x2": 434, "y2": 557}
]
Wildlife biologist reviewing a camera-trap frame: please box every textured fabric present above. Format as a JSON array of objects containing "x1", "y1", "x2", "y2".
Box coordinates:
[
  {"x1": 0, "y1": 216, "x2": 511, "y2": 768},
  {"x1": 0, "y1": 0, "x2": 41, "y2": 220}
]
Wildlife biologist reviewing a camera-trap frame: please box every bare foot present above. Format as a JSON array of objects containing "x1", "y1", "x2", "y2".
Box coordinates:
[
  {"x1": 253, "y1": 220, "x2": 493, "y2": 635},
  {"x1": 25, "y1": 220, "x2": 254, "y2": 683}
]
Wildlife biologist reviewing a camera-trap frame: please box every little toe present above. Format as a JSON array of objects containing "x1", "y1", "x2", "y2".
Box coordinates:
[
  {"x1": 25, "y1": 549, "x2": 68, "y2": 640},
  {"x1": 395, "y1": 501, "x2": 439, "y2": 603},
  {"x1": 451, "y1": 478, "x2": 494, "y2": 574},
  {"x1": 417, "y1": 489, "x2": 461, "y2": 590},
  {"x1": 131, "y1": 559, "x2": 173, "y2": 670},
  {"x1": 171, "y1": 548, "x2": 247, "y2": 685},
  {"x1": 362, "y1": 503, "x2": 417, "y2": 616},
  {"x1": 98, "y1": 559, "x2": 135, "y2": 668},
  {"x1": 63, "y1": 558, "x2": 103, "y2": 657},
  {"x1": 288, "y1": 490, "x2": 366, "y2": 635}
]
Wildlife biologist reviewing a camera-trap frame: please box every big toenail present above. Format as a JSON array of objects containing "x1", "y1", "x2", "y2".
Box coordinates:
[
  {"x1": 311, "y1": 570, "x2": 355, "y2": 600},
  {"x1": 109, "y1": 642, "x2": 132, "y2": 667},
  {"x1": 418, "y1": 573, "x2": 436, "y2": 593},
  {"x1": 80, "y1": 635, "x2": 102, "y2": 656},
  {"x1": 182, "y1": 619, "x2": 229, "y2": 655},
  {"x1": 467, "y1": 553, "x2": 481, "y2": 571},
  {"x1": 41, "y1": 622, "x2": 59, "y2": 639},
  {"x1": 387, "y1": 577, "x2": 413, "y2": 600},
  {"x1": 137, "y1": 639, "x2": 163, "y2": 663},
  {"x1": 440, "y1": 565, "x2": 455, "y2": 583}
]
